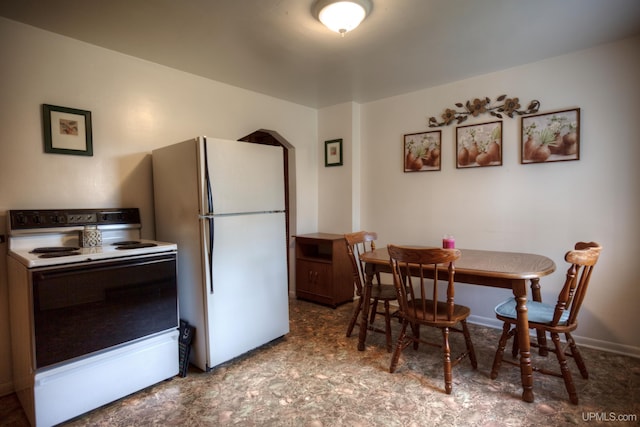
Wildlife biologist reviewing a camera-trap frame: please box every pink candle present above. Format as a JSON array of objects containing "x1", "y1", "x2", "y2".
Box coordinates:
[{"x1": 442, "y1": 235, "x2": 455, "y2": 249}]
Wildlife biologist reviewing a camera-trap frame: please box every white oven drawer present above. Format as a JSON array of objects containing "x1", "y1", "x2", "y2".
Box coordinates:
[{"x1": 31, "y1": 331, "x2": 179, "y2": 427}]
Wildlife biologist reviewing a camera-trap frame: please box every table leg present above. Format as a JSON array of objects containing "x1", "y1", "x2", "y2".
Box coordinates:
[
  {"x1": 514, "y1": 279, "x2": 534, "y2": 402},
  {"x1": 530, "y1": 278, "x2": 548, "y2": 356},
  {"x1": 357, "y1": 264, "x2": 374, "y2": 351}
]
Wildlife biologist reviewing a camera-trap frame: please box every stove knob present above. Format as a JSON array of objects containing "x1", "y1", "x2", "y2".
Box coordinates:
[{"x1": 32, "y1": 216, "x2": 41, "y2": 224}]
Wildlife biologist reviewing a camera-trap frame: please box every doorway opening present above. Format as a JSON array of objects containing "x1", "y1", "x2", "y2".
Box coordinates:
[{"x1": 238, "y1": 129, "x2": 296, "y2": 295}]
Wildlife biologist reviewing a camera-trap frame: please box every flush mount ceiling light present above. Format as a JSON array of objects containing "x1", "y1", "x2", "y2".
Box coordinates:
[{"x1": 312, "y1": 0, "x2": 373, "y2": 36}]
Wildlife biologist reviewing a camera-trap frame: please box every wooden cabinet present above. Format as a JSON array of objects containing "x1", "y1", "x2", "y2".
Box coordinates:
[{"x1": 295, "y1": 233, "x2": 353, "y2": 308}]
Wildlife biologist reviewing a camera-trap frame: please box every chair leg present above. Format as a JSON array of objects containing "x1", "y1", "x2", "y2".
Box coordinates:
[
  {"x1": 383, "y1": 300, "x2": 392, "y2": 353},
  {"x1": 491, "y1": 322, "x2": 512, "y2": 380},
  {"x1": 389, "y1": 320, "x2": 409, "y2": 373},
  {"x1": 369, "y1": 299, "x2": 380, "y2": 324},
  {"x1": 411, "y1": 323, "x2": 420, "y2": 350},
  {"x1": 442, "y1": 327, "x2": 453, "y2": 394},
  {"x1": 551, "y1": 332, "x2": 578, "y2": 404},
  {"x1": 461, "y1": 320, "x2": 477, "y2": 369},
  {"x1": 346, "y1": 297, "x2": 363, "y2": 337},
  {"x1": 511, "y1": 328, "x2": 519, "y2": 358},
  {"x1": 536, "y1": 328, "x2": 549, "y2": 356},
  {"x1": 566, "y1": 332, "x2": 588, "y2": 379}
]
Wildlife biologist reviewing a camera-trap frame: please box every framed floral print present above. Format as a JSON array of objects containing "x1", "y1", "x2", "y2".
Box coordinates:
[
  {"x1": 521, "y1": 108, "x2": 580, "y2": 164},
  {"x1": 42, "y1": 104, "x2": 93, "y2": 156},
  {"x1": 456, "y1": 120, "x2": 502, "y2": 168},
  {"x1": 403, "y1": 130, "x2": 441, "y2": 172},
  {"x1": 324, "y1": 138, "x2": 343, "y2": 167}
]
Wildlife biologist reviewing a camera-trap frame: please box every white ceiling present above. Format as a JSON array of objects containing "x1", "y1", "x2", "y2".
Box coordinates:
[{"x1": 2, "y1": 0, "x2": 639, "y2": 108}]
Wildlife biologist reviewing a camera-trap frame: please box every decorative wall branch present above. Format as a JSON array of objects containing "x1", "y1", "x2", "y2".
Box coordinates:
[{"x1": 428, "y1": 95, "x2": 540, "y2": 127}]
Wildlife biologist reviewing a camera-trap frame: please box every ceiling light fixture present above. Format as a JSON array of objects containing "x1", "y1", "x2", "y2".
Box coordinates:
[{"x1": 312, "y1": 0, "x2": 373, "y2": 37}]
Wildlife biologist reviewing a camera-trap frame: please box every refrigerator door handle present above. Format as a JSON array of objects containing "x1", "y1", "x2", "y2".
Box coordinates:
[
  {"x1": 199, "y1": 215, "x2": 215, "y2": 294},
  {"x1": 207, "y1": 216, "x2": 214, "y2": 294},
  {"x1": 203, "y1": 138, "x2": 215, "y2": 294},
  {"x1": 203, "y1": 137, "x2": 214, "y2": 215}
]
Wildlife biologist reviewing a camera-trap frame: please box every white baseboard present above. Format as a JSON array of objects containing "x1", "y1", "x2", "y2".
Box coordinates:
[
  {"x1": 468, "y1": 314, "x2": 503, "y2": 330},
  {"x1": 568, "y1": 335, "x2": 640, "y2": 359},
  {"x1": 348, "y1": 300, "x2": 640, "y2": 359},
  {"x1": 468, "y1": 314, "x2": 640, "y2": 359}
]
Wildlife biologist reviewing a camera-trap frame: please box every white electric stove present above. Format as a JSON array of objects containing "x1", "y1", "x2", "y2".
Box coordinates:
[{"x1": 7, "y1": 208, "x2": 179, "y2": 427}]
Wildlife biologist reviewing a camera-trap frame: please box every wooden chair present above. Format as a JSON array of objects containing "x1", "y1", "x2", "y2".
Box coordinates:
[
  {"x1": 344, "y1": 231, "x2": 397, "y2": 352},
  {"x1": 387, "y1": 245, "x2": 477, "y2": 394},
  {"x1": 490, "y1": 242, "x2": 602, "y2": 404}
]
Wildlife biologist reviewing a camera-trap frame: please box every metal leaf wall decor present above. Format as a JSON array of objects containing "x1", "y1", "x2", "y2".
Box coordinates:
[{"x1": 428, "y1": 95, "x2": 541, "y2": 127}]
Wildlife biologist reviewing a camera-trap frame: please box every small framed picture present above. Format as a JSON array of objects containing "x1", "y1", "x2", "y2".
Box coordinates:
[
  {"x1": 324, "y1": 138, "x2": 343, "y2": 167},
  {"x1": 403, "y1": 130, "x2": 441, "y2": 172},
  {"x1": 456, "y1": 120, "x2": 502, "y2": 168},
  {"x1": 42, "y1": 104, "x2": 93, "y2": 156},
  {"x1": 521, "y1": 108, "x2": 580, "y2": 164}
]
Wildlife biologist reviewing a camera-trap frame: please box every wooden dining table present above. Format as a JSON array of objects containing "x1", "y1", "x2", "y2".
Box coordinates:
[{"x1": 359, "y1": 246, "x2": 556, "y2": 403}]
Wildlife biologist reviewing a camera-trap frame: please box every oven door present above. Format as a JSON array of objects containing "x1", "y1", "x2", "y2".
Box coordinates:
[{"x1": 32, "y1": 253, "x2": 178, "y2": 369}]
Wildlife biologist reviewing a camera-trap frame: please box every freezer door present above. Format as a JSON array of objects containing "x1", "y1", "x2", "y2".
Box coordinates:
[
  {"x1": 204, "y1": 212, "x2": 289, "y2": 368},
  {"x1": 204, "y1": 137, "x2": 285, "y2": 214}
]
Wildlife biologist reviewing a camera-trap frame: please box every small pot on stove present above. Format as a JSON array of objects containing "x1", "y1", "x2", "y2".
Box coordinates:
[{"x1": 82, "y1": 225, "x2": 102, "y2": 247}]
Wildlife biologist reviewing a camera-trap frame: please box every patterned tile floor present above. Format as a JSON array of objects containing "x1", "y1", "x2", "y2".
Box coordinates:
[{"x1": 1, "y1": 298, "x2": 639, "y2": 426}]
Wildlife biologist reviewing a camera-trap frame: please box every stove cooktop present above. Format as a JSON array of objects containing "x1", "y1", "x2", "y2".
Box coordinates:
[
  {"x1": 30, "y1": 241, "x2": 160, "y2": 257},
  {"x1": 10, "y1": 239, "x2": 176, "y2": 268},
  {"x1": 7, "y1": 208, "x2": 177, "y2": 268}
]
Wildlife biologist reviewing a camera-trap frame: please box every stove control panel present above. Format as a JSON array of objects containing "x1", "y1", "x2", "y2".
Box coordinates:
[
  {"x1": 9, "y1": 208, "x2": 141, "y2": 230},
  {"x1": 67, "y1": 213, "x2": 98, "y2": 224}
]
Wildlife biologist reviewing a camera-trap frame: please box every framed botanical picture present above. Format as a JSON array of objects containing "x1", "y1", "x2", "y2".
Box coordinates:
[
  {"x1": 42, "y1": 104, "x2": 93, "y2": 156},
  {"x1": 456, "y1": 120, "x2": 502, "y2": 168},
  {"x1": 324, "y1": 138, "x2": 343, "y2": 167},
  {"x1": 403, "y1": 130, "x2": 441, "y2": 172},
  {"x1": 521, "y1": 108, "x2": 580, "y2": 164}
]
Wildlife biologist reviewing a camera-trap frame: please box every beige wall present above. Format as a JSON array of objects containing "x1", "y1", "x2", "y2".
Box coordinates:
[
  {"x1": 0, "y1": 17, "x2": 319, "y2": 395},
  {"x1": 2, "y1": 15, "x2": 639, "y2": 398},
  {"x1": 319, "y1": 36, "x2": 640, "y2": 356},
  {"x1": 317, "y1": 102, "x2": 360, "y2": 234}
]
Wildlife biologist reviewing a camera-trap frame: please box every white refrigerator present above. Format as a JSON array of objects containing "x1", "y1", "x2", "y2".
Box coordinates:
[{"x1": 152, "y1": 136, "x2": 289, "y2": 371}]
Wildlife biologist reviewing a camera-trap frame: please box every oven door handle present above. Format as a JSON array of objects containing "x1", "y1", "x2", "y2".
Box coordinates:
[{"x1": 32, "y1": 255, "x2": 176, "y2": 280}]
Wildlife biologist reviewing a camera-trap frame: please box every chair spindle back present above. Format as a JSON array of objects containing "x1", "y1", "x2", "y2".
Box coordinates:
[
  {"x1": 553, "y1": 241, "x2": 601, "y2": 326},
  {"x1": 345, "y1": 231, "x2": 378, "y2": 296},
  {"x1": 388, "y1": 245, "x2": 461, "y2": 323}
]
